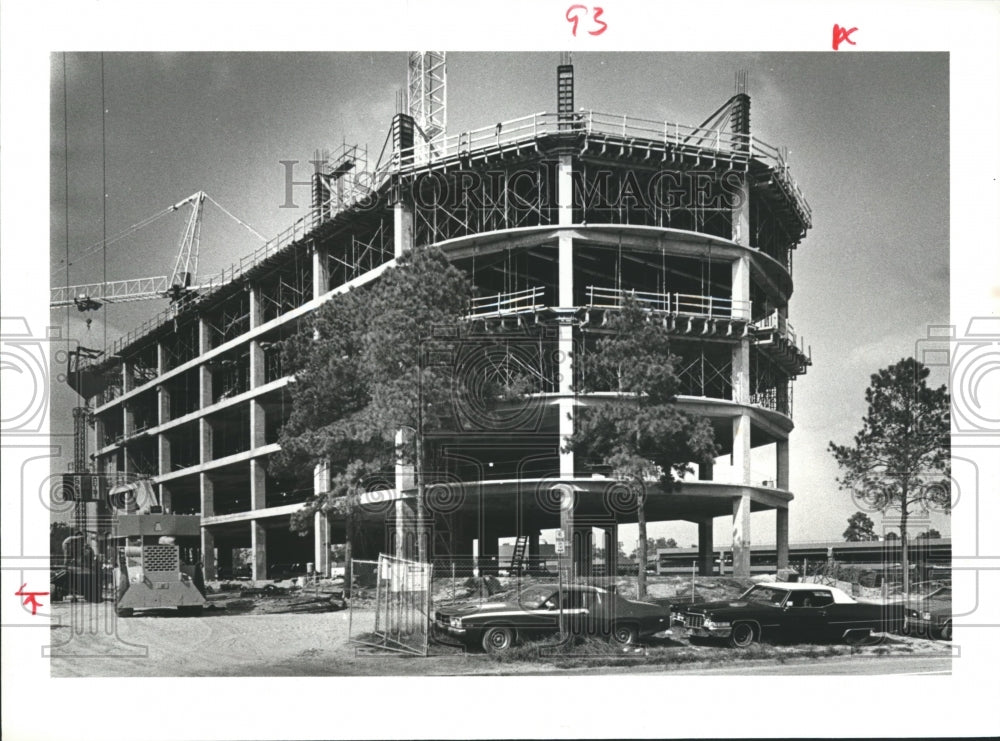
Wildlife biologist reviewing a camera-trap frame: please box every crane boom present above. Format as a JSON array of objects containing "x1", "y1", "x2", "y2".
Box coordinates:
[
  {"x1": 50, "y1": 276, "x2": 172, "y2": 309},
  {"x1": 51, "y1": 191, "x2": 208, "y2": 311}
]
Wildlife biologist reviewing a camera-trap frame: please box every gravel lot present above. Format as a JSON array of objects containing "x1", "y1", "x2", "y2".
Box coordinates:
[{"x1": 48, "y1": 591, "x2": 950, "y2": 677}]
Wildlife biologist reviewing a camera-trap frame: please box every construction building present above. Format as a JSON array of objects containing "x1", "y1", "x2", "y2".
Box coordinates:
[{"x1": 62, "y1": 54, "x2": 812, "y2": 580}]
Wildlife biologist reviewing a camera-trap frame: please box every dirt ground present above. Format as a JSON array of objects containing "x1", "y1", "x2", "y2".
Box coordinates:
[{"x1": 48, "y1": 575, "x2": 950, "y2": 677}]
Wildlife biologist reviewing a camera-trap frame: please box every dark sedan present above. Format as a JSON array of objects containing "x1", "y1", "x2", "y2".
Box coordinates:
[
  {"x1": 905, "y1": 586, "x2": 952, "y2": 640},
  {"x1": 434, "y1": 583, "x2": 671, "y2": 653},
  {"x1": 672, "y1": 582, "x2": 899, "y2": 647}
]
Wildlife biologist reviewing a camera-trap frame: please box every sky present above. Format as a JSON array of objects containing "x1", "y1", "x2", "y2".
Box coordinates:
[{"x1": 48, "y1": 51, "x2": 952, "y2": 546}]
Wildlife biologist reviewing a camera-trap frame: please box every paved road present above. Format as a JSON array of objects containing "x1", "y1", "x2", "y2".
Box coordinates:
[{"x1": 664, "y1": 655, "x2": 951, "y2": 675}]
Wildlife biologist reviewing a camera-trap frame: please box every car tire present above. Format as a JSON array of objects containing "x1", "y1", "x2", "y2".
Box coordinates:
[
  {"x1": 610, "y1": 623, "x2": 639, "y2": 647},
  {"x1": 939, "y1": 622, "x2": 952, "y2": 641},
  {"x1": 728, "y1": 622, "x2": 757, "y2": 648},
  {"x1": 844, "y1": 628, "x2": 872, "y2": 646},
  {"x1": 482, "y1": 626, "x2": 515, "y2": 654}
]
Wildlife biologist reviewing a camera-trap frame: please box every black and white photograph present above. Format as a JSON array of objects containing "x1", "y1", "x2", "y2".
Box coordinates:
[{"x1": 2, "y1": 3, "x2": 998, "y2": 740}]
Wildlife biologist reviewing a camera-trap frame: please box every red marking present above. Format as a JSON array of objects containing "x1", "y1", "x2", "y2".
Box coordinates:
[
  {"x1": 833, "y1": 24, "x2": 858, "y2": 50},
  {"x1": 589, "y1": 6, "x2": 607, "y2": 35},
  {"x1": 566, "y1": 4, "x2": 586, "y2": 36},
  {"x1": 15, "y1": 584, "x2": 48, "y2": 615},
  {"x1": 566, "y1": 5, "x2": 607, "y2": 36}
]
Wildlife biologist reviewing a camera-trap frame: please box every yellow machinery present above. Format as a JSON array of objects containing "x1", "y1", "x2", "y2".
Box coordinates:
[{"x1": 113, "y1": 512, "x2": 207, "y2": 617}]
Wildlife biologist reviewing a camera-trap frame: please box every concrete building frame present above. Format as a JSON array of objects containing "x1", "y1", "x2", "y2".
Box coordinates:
[{"x1": 69, "y1": 60, "x2": 811, "y2": 580}]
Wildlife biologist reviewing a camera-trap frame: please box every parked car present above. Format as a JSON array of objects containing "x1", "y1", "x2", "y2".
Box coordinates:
[
  {"x1": 434, "y1": 583, "x2": 671, "y2": 653},
  {"x1": 905, "y1": 585, "x2": 952, "y2": 640},
  {"x1": 671, "y1": 582, "x2": 898, "y2": 647}
]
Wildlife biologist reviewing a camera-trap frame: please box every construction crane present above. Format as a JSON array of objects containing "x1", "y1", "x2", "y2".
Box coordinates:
[{"x1": 50, "y1": 191, "x2": 264, "y2": 311}]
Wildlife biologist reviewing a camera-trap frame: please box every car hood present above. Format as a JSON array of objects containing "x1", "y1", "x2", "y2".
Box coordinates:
[
  {"x1": 437, "y1": 601, "x2": 532, "y2": 618},
  {"x1": 680, "y1": 600, "x2": 775, "y2": 616},
  {"x1": 911, "y1": 597, "x2": 952, "y2": 615}
]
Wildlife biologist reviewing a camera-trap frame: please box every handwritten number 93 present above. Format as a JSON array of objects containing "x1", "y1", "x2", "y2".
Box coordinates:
[{"x1": 566, "y1": 5, "x2": 607, "y2": 36}]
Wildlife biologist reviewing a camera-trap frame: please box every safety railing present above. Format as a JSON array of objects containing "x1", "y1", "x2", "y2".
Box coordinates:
[
  {"x1": 752, "y1": 310, "x2": 810, "y2": 357},
  {"x1": 586, "y1": 286, "x2": 751, "y2": 321},
  {"x1": 87, "y1": 107, "x2": 807, "y2": 366},
  {"x1": 467, "y1": 286, "x2": 546, "y2": 319}
]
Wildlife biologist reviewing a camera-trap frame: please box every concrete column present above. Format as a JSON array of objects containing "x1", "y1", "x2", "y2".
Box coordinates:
[
  {"x1": 395, "y1": 428, "x2": 415, "y2": 493},
  {"x1": 731, "y1": 256, "x2": 752, "y2": 496},
  {"x1": 394, "y1": 499, "x2": 416, "y2": 561},
  {"x1": 198, "y1": 316, "x2": 212, "y2": 354},
  {"x1": 558, "y1": 154, "x2": 573, "y2": 227},
  {"x1": 698, "y1": 519, "x2": 714, "y2": 575},
  {"x1": 603, "y1": 523, "x2": 618, "y2": 578},
  {"x1": 733, "y1": 415, "x2": 752, "y2": 485},
  {"x1": 313, "y1": 460, "x2": 331, "y2": 496},
  {"x1": 394, "y1": 202, "x2": 414, "y2": 258},
  {"x1": 314, "y1": 511, "x2": 331, "y2": 576},
  {"x1": 732, "y1": 493, "x2": 751, "y2": 578},
  {"x1": 200, "y1": 418, "x2": 213, "y2": 464},
  {"x1": 94, "y1": 416, "x2": 105, "y2": 452},
  {"x1": 776, "y1": 439, "x2": 790, "y2": 490},
  {"x1": 157, "y1": 341, "x2": 168, "y2": 375},
  {"x1": 313, "y1": 245, "x2": 329, "y2": 298},
  {"x1": 250, "y1": 458, "x2": 266, "y2": 510},
  {"x1": 201, "y1": 527, "x2": 216, "y2": 580},
  {"x1": 200, "y1": 472, "x2": 214, "y2": 518},
  {"x1": 731, "y1": 171, "x2": 751, "y2": 248},
  {"x1": 249, "y1": 284, "x2": 262, "y2": 330},
  {"x1": 558, "y1": 484, "x2": 575, "y2": 581},
  {"x1": 159, "y1": 484, "x2": 172, "y2": 514},
  {"x1": 731, "y1": 256, "x2": 751, "y2": 398},
  {"x1": 699, "y1": 458, "x2": 714, "y2": 482},
  {"x1": 249, "y1": 340, "x2": 265, "y2": 389},
  {"x1": 776, "y1": 508, "x2": 789, "y2": 569},
  {"x1": 157, "y1": 384, "x2": 171, "y2": 425},
  {"x1": 122, "y1": 359, "x2": 134, "y2": 393},
  {"x1": 556, "y1": 155, "x2": 576, "y2": 480},
  {"x1": 123, "y1": 402, "x2": 135, "y2": 436},
  {"x1": 250, "y1": 399, "x2": 266, "y2": 449},
  {"x1": 158, "y1": 434, "x2": 171, "y2": 476},
  {"x1": 251, "y1": 520, "x2": 267, "y2": 581},
  {"x1": 199, "y1": 365, "x2": 213, "y2": 408}
]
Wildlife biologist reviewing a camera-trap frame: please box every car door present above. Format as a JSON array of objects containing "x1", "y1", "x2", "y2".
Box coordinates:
[{"x1": 782, "y1": 589, "x2": 831, "y2": 637}]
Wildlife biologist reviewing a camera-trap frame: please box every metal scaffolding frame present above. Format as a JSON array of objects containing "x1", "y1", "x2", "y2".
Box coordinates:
[
  {"x1": 410, "y1": 162, "x2": 557, "y2": 246},
  {"x1": 323, "y1": 218, "x2": 393, "y2": 290}
]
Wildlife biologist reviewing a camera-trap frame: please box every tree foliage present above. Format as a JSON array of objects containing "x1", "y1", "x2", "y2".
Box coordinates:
[
  {"x1": 274, "y1": 246, "x2": 471, "y2": 533},
  {"x1": 843, "y1": 511, "x2": 877, "y2": 542},
  {"x1": 829, "y1": 357, "x2": 950, "y2": 590},
  {"x1": 568, "y1": 300, "x2": 718, "y2": 595}
]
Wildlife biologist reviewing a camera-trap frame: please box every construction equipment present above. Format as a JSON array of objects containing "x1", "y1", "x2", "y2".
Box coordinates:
[
  {"x1": 50, "y1": 191, "x2": 264, "y2": 310},
  {"x1": 110, "y1": 480, "x2": 206, "y2": 617}
]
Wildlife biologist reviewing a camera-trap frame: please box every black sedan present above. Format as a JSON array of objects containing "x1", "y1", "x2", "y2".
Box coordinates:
[
  {"x1": 434, "y1": 583, "x2": 671, "y2": 653},
  {"x1": 672, "y1": 582, "x2": 898, "y2": 647}
]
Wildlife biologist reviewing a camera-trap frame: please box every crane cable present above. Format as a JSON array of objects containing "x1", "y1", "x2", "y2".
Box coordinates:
[{"x1": 52, "y1": 192, "x2": 266, "y2": 278}]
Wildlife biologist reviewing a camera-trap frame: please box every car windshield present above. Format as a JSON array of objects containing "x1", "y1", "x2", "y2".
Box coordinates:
[
  {"x1": 516, "y1": 585, "x2": 558, "y2": 610},
  {"x1": 739, "y1": 586, "x2": 790, "y2": 606}
]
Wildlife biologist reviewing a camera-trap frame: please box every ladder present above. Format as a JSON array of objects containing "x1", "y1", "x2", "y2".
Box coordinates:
[{"x1": 510, "y1": 535, "x2": 529, "y2": 575}]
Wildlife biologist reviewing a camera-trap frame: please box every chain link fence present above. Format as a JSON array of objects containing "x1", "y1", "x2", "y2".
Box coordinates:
[{"x1": 348, "y1": 554, "x2": 432, "y2": 656}]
